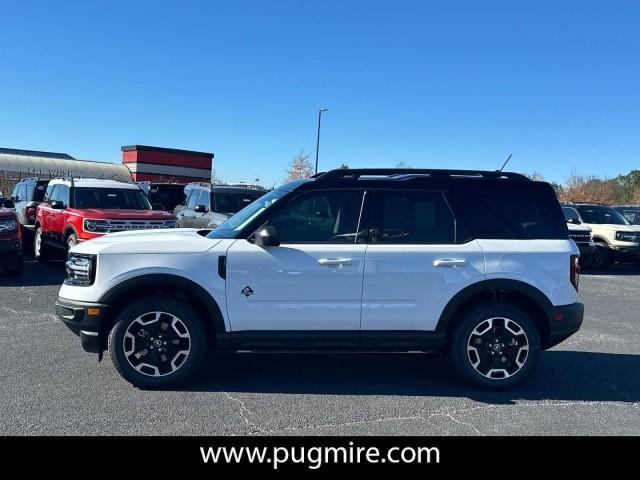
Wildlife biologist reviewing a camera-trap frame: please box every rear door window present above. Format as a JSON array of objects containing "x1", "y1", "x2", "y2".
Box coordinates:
[{"x1": 373, "y1": 190, "x2": 456, "y2": 244}]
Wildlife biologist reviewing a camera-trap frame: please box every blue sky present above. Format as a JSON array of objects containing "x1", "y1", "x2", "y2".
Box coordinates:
[{"x1": 1, "y1": 0, "x2": 639, "y2": 186}]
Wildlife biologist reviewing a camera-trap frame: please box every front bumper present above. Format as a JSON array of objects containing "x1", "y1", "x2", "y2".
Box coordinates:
[
  {"x1": 575, "y1": 243, "x2": 595, "y2": 257},
  {"x1": 55, "y1": 297, "x2": 108, "y2": 353},
  {"x1": 610, "y1": 244, "x2": 640, "y2": 259},
  {"x1": 546, "y1": 302, "x2": 584, "y2": 349},
  {"x1": 0, "y1": 239, "x2": 23, "y2": 268}
]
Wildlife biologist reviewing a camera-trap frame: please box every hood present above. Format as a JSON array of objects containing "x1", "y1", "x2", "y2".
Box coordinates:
[
  {"x1": 592, "y1": 223, "x2": 640, "y2": 232},
  {"x1": 70, "y1": 208, "x2": 174, "y2": 220},
  {"x1": 566, "y1": 222, "x2": 592, "y2": 232},
  {"x1": 0, "y1": 208, "x2": 17, "y2": 219},
  {"x1": 70, "y1": 228, "x2": 222, "y2": 255}
]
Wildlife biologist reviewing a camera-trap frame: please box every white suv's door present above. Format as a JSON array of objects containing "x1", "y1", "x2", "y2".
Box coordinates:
[
  {"x1": 361, "y1": 190, "x2": 485, "y2": 341},
  {"x1": 225, "y1": 189, "x2": 368, "y2": 343}
]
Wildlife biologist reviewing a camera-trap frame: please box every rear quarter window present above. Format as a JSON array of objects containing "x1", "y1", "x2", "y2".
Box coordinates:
[{"x1": 449, "y1": 183, "x2": 567, "y2": 240}]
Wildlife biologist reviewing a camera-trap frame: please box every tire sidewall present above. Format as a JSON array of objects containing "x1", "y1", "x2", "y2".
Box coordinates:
[
  {"x1": 66, "y1": 233, "x2": 77, "y2": 250},
  {"x1": 449, "y1": 304, "x2": 541, "y2": 390},
  {"x1": 109, "y1": 296, "x2": 208, "y2": 389},
  {"x1": 34, "y1": 227, "x2": 48, "y2": 262}
]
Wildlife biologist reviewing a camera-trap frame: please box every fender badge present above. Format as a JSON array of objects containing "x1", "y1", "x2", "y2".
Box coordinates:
[{"x1": 241, "y1": 286, "x2": 254, "y2": 297}]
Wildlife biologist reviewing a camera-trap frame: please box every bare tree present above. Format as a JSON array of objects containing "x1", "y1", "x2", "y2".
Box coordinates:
[
  {"x1": 284, "y1": 151, "x2": 314, "y2": 181},
  {"x1": 396, "y1": 161, "x2": 412, "y2": 169},
  {"x1": 339, "y1": 163, "x2": 349, "y2": 170}
]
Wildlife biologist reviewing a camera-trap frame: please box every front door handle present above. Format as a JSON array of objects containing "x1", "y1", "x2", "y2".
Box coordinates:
[
  {"x1": 318, "y1": 258, "x2": 353, "y2": 266},
  {"x1": 433, "y1": 258, "x2": 466, "y2": 267}
]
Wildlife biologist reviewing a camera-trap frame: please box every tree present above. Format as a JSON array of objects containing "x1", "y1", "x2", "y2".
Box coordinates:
[
  {"x1": 284, "y1": 151, "x2": 314, "y2": 181},
  {"x1": 339, "y1": 163, "x2": 349, "y2": 169},
  {"x1": 560, "y1": 172, "x2": 625, "y2": 204},
  {"x1": 617, "y1": 170, "x2": 640, "y2": 203},
  {"x1": 396, "y1": 161, "x2": 412, "y2": 168}
]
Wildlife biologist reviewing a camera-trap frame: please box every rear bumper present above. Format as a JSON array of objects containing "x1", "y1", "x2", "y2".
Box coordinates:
[
  {"x1": 55, "y1": 297, "x2": 109, "y2": 353},
  {"x1": 546, "y1": 302, "x2": 584, "y2": 349}
]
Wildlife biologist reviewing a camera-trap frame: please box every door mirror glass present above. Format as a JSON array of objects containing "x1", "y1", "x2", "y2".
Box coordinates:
[
  {"x1": 254, "y1": 225, "x2": 280, "y2": 247},
  {"x1": 568, "y1": 218, "x2": 581, "y2": 225},
  {"x1": 50, "y1": 200, "x2": 65, "y2": 210},
  {"x1": 2, "y1": 199, "x2": 15, "y2": 209},
  {"x1": 194, "y1": 204, "x2": 207, "y2": 213}
]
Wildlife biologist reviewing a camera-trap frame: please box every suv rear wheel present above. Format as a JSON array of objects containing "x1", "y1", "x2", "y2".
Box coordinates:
[
  {"x1": 108, "y1": 296, "x2": 208, "y2": 389},
  {"x1": 449, "y1": 304, "x2": 541, "y2": 390}
]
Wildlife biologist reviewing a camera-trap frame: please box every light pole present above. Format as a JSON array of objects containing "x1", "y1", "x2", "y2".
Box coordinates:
[{"x1": 315, "y1": 108, "x2": 328, "y2": 174}]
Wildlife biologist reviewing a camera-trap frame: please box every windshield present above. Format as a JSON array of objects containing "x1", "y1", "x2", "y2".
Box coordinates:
[
  {"x1": 215, "y1": 191, "x2": 264, "y2": 214},
  {"x1": 576, "y1": 206, "x2": 629, "y2": 225},
  {"x1": 562, "y1": 206, "x2": 581, "y2": 223},
  {"x1": 207, "y1": 188, "x2": 288, "y2": 239},
  {"x1": 148, "y1": 185, "x2": 186, "y2": 212},
  {"x1": 73, "y1": 188, "x2": 152, "y2": 210}
]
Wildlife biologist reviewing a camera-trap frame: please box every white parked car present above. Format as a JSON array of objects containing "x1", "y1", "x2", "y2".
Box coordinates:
[{"x1": 55, "y1": 168, "x2": 583, "y2": 390}]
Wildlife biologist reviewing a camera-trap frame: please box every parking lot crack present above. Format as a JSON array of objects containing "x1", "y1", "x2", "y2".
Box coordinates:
[{"x1": 222, "y1": 391, "x2": 268, "y2": 434}]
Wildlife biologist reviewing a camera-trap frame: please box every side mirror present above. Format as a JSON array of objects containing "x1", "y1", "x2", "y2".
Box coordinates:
[
  {"x1": 569, "y1": 218, "x2": 581, "y2": 225},
  {"x1": 254, "y1": 225, "x2": 280, "y2": 247},
  {"x1": 2, "y1": 199, "x2": 15, "y2": 209},
  {"x1": 194, "y1": 204, "x2": 207, "y2": 213},
  {"x1": 50, "y1": 200, "x2": 65, "y2": 210}
]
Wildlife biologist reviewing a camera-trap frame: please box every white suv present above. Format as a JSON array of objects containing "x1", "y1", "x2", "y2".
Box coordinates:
[{"x1": 55, "y1": 169, "x2": 584, "y2": 390}]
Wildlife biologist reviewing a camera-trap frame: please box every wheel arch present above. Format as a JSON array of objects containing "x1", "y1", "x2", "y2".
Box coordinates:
[
  {"x1": 436, "y1": 279, "x2": 554, "y2": 349},
  {"x1": 591, "y1": 235, "x2": 611, "y2": 245},
  {"x1": 98, "y1": 274, "x2": 228, "y2": 353},
  {"x1": 63, "y1": 223, "x2": 79, "y2": 240}
]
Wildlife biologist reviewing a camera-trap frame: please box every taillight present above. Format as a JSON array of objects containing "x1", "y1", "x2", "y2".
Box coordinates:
[
  {"x1": 570, "y1": 254, "x2": 580, "y2": 291},
  {"x1": 26, "y1": 206, "x2": 37, "y2": 220}
]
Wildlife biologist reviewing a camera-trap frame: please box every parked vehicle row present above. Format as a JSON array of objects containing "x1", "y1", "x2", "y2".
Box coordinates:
[
  {"x1": 33, "y1": 178, "x2": 178, "y2": 261},
  {"x1": 561, "y1": 201, "x2": 640, "y2": 270},
  {"x1": 55, "y1": 168, "x2": 584, "y2": 391}
]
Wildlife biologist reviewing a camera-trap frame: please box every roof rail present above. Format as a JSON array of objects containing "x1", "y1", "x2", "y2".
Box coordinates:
[{"x1": 315, "y1": 168, "x2": 531, "y2": 182}]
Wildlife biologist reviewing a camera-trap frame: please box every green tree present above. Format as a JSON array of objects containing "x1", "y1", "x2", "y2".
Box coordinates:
[{"x1": 617, "y1": 170, "x2": 640, "y2": 203}]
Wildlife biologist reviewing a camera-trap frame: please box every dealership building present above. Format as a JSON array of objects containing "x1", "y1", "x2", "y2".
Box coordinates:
[{"x1": 0, "y1": 145, "x2": 214, "y2": 195}]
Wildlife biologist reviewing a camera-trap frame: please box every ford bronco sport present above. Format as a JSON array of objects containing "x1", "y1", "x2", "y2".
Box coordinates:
[
  {"x1": 34, "y1": 178, "x2": 178, "y2": 261},
  {"x1": 55, "y1": 169, "x2": 584, "y2": 390}
]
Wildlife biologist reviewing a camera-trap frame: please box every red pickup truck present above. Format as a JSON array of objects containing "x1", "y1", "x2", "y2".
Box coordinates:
[
  {"x1": 34, "y1": 178, "x2": 178, "y2": 261},
  {"x1": 0, "y1": 207, "x2": 23, "y2": 276}
]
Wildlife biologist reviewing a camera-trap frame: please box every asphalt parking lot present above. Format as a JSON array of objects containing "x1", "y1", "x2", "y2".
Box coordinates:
[{"x1": 1, "y1": 256, "x2": 638, "y2": 436}]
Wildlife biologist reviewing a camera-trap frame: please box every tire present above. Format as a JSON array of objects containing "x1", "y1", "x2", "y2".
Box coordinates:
[
  {"x1": 591, "y1": 242, "x2": 612, "y2": 270},
  {"x1": 66, "y1": 232, "x2": 78, "y2": 251},
  {"x1": 108, "y1": 296, "x2": 208, "y2": 389},
  {"x1": 33, "y1": 227, "x2": 50, "y2": 263},
  {"x1": 448, "y1": 304, "x2": 541, "y2": 390}
]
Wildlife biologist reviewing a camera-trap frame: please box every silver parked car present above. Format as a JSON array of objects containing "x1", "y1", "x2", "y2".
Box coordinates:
[{"x1": 175, "y1": 183, "x2": 266, "y2": 229}]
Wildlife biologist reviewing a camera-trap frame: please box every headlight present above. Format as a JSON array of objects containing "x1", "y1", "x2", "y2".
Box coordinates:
[
  {"x1": 84, "y1": 219, "x2": 110, "y2": 233},
  {"x1": 164, "y1": 220, "x2": 178, "y2": 228},
  {"x1": 65, "y1": 254, "x2": 96, "y2": 286},
  {"x1": 0, "y1": 218, "x2": 18, "y2": 233},
  {"x1": 615, "y1": 231, "x2": 640, "y2": 242}
]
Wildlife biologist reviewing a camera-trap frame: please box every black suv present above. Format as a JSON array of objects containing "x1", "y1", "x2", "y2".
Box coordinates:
[{"x1": 137, "y1": 182, "x2": 187, "y2": 213}]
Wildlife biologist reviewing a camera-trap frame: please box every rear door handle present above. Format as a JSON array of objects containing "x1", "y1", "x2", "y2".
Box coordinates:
[
  {"x1": 433, "y1": 258, "x2": 466, "y2": 267},
  {"x1": 318, "y1": 258, "x2": 353, "y2": 266}
]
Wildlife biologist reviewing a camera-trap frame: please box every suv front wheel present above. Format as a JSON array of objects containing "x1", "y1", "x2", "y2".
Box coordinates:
[
  {"x1": 449, "y1": 304, "x2": 541, "y2": 390},
  {"x1": 108, "y1": 296, "x2": 208, "y2": 389},
  {"x1": 33, "y1": 227, "x2": 51, "y2": 262}
]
